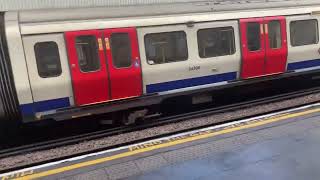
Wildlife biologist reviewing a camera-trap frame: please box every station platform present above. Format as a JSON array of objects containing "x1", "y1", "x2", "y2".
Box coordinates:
[{"x1": 3, "y1": 103, "x2": 320, "y2": 180}]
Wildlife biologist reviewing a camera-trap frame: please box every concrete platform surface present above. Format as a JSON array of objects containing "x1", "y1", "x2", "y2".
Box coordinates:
[{"x1": 2, "y1": 103, "x2": 320, "y2": 180}]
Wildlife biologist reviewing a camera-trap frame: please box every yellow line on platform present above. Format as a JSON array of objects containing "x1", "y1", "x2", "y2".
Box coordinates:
[{"x1": 17, "y1": 107, "x2": 320, "y2": 180}]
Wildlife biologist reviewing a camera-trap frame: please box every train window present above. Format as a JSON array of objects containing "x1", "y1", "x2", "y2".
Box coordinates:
[
  {"x1": 75, "y1": 36, "x2": 100, "y2": 72},
  {"x1": 197, "y1": 27, "x2": 235, "y2": 58},
  {"x1": 144, "y1": 31, "x2": 188, "y2": 65},
  {"x1": 110, "y1": 33, "x2": 132, "y2": 68},
  {"x1": 34, "y1": 41, "x2": 62, "y2": 78},
  {"x1": 247, "y1": 22, "x2": 261, "y2": 51},
  {"x1": 290, "y1": 19, "x2": 319, "y2": 46},
  {"x1": 268, "y1": 21, "x2": 282, "y2": 49}
]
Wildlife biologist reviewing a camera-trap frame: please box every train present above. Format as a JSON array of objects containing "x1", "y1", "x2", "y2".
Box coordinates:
[{"x1": 0, "y1": 0, "x2": 320, "y2": 128}]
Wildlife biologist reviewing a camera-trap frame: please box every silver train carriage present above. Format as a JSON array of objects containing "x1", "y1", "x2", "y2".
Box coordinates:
[{"x1": 1, "y1": 0, "x2": 320, "y2": 125}]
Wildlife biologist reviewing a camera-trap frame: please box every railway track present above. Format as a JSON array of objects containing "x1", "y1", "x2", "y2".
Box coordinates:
[{"x1": 0, "y1": 86, "x2": 320, "y2": 163}]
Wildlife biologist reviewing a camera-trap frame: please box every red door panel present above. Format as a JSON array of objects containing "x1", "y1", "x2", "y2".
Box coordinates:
[
  {"x1": 65, "y1": 30, "x2": 110, "y2": 106},
  {"x1": 103, "y1": 28, "x2": 143, "y2": 100},
  {"x1": 264, "y1": 16, "x2": 288, "y2": 74},
  {"x1": 240, "y1": 18, "x2": 266, "y2": 79}
]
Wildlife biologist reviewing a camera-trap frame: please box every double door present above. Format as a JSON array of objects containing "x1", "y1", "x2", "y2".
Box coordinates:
[
  {"x1": 65, "y1": 28, "x2": 142, "y2": 106},
  {"x1": 240, "y1": 16, "x2": 288, "y2": 79}
]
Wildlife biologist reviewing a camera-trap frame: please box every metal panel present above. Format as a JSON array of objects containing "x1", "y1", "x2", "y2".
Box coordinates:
[
  {"x1": 16, "y1": 0, "x2": 320, "y2": 24},
  {"x1": 240, "y1": 16, "x2": 288, "y2": 79},
  {"x1": 65, "y1": 30, "x2": 110, "y2": 106},
  {"x1": 22, "y1": 34, "x2": 74, "y2": 105},
  {"x1": 138, "y1": 20, "x2": 240, "y2": 94},
  {"x1": 264, "y1": 16, "x2": 288, "y2": 75},
  {"x1": 1, "y1": 0, "x2": 320, "y2": 12},
  {"x1": 5, "y1": 12, "x2": 33, "y2": 105},
  {"x1": 240, "y1": 18, "x2": 266, "y2": 79},
  {"x1": 20, "y1": 6, "x2": 320, "y2": 35},
  {"x1": 104, "y1": 28, "x2": 143, "y2": 100},
  {"x1": 0, "y1": 0, "x2": 205, "y2": 11},
  {"x1": 0, "y1": 12, "x2": 20, "y2": 121},
  {"x1": 286, "y1": 15, "x2": 320, "y2": 72},
  {"x1": 138, "y1": 24, "x2": 192, "y2": 94}
]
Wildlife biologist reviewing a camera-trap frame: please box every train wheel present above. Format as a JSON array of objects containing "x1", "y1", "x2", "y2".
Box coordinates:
[
  {"x1": 121, "y1": 113, "x2": 135, "y2": 126},
  {"x1": 121, "y1": 109, "x2": 148, "y2": 126}
]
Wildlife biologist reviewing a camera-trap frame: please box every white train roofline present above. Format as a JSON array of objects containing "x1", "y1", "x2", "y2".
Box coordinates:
[{"x1": 15, "y1": 4, "x2": 320, "y2": 35}]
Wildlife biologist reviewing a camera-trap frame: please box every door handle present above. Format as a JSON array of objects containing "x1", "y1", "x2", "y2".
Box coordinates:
[
  {"x1": 98, "y1": 38, "x2": 103, "y2": 51},
  {"x1": 105, "y1": 38, "x2": 110, "y2": 50},
  {"x1": 212, "y1": 68, "x2": 218, "y2": 72},
  {"x1": 134, "y1": 58, "x2": 140, "y2": 68}
]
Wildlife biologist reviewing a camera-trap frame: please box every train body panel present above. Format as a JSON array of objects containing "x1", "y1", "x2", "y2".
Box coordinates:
[
  {"x1": 65, "y1": 28, "x2": 143, "y2": 106},
  {"x1": 240, "y1": 16, "x2": 288, "y2": 79},
  {"x1": 103, "y1": 28, "x2": 143, "y2": 100},
  {"x1": 286, "y1": 15, "x2": 320, "y2": 72},
  {"x1": 5, "y1": 12, "x2": 33, "y2": 106},
  {"x1": 138, "y1": 21, "x2": 241, "y2": 94},
  {"x1": 240, "y1": 17, "x2": 266, "y2": 78},
  {"x1": 2, "y1": 1, "x2": 320, "y2": 122},
  {"x1": 264, "y1": 16, "x2": 288, "y2": 75},
  {"x1": 22, "y1": 34, "x2": 74, "y2": 117},
  {"x1": 0, "y1": 12, "x2": 20, "y2": 123},
  {"x1": 65, "y1": 30, "x2": 111, "y2": 106},
  {"x1": 17, "y1": 6, "x2": 320, "y2": 36}
]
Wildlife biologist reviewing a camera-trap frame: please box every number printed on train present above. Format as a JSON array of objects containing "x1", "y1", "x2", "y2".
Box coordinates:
[{"x1": 0, "y1": 0, "x2": 320, "y2": 130}]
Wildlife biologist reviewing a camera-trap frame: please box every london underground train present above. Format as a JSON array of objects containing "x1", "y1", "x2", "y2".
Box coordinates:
[{"x1": 1, "y1": 0, "x2": 320, "y2": 127}]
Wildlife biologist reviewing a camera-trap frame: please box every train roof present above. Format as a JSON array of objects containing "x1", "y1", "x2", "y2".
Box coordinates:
[
  {"x1": 5, "y1": 0, "x2": 320, "y2": 35},
  {"x1": 10, "y1": 0, "x2": 320, "y2": 24},
  {"x1": 0, "y1": 0, "x2": 319, "y2": 11},
  {"x1": 1, "y1": 0, "x2": 316, "y2": 12}
]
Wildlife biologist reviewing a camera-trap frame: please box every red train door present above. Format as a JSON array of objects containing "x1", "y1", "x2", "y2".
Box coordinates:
[
  {"x1": 65, "y1": 30, "x2": 110, "y2": 106},
  {"x1": 240, "y1": 18, "x2": 266, "y2": 79},
  {"x1": 240, "y1": 16, "x2": 288, "y2": 79},
  {"x1": 264, "y1": 16, "x2": 288, "y2": 74},
  {"x1": 103, "y1": 28, "x2": 143, "y2": 100}
]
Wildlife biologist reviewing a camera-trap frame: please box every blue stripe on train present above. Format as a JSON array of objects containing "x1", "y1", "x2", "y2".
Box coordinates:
[
  {"x1": 146, "y1": 72, "x2": 237, "y2": 94},
  {"x1": 287, "y1": 59, "x2": 320, "y2": 71},
  {"x1": 20, "y1": 97, "x2": 70, "y2": 116}
]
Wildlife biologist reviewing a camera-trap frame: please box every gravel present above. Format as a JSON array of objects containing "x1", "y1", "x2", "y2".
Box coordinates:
[{"x1": 1, "y1": 93, "x2": 320, "y2": 171}]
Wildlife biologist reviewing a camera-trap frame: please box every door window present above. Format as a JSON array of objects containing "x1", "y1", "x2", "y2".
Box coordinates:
[
  {"x1": 110, "y1": 33, "x2": 132, "y2": 68},
  {"x1": 247, "y1": 22, "x2": 261, "y2": 51},
  {"x1": 290, "y1": 19, "x2": 319, "y2": 46},
  {"x1": 268, "y1": 21, "x2": 282, "y2": 49},
  {"x1": 75, "y1": 36, "x2": 101, "y2": 72},
  {"x1": 34, "y1": 41, "x2": 62, "y2": 78},
  {"x1": 197, "y1": 27, "x2": 236, "y2": 58},
  {"x1": 144, "y1": 31, "x2": 188, "y2": 65}
]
